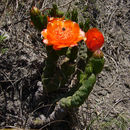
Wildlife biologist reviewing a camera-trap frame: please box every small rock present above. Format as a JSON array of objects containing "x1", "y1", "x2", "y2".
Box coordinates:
[
  {"x1": 124, "y1": 83, "x2": 129, "y2": 89},
  {"x1": 40, "y1": 114, "x2": 46, "y2": 120},
  {"x1": 37, "y1": 81, "x2": 43, "y2": 88},
  {"x1": 97, "y1": 89, "x2": 107, "y2": 96},
  {"x1": 124, "y1": 77, "x2": 130, "y2": 89}
]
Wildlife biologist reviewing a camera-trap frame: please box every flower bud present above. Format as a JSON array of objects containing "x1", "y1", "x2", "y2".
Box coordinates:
[
  {"x1": 31, "y1": 6, "x2": 40, "y2": 16},
  {"x1": 85, "y1": 28, "x2": 104, "y2": 52},
  {"x1": 30, "y1": 7, "x2": 47, "y2": 31},
  {"x1": 93, "y1": 49, "x2": 104, "y2": 58}
]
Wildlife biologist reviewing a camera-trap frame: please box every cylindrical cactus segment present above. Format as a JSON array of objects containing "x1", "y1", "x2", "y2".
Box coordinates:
[
  {"x1": 30, "y1": 7, "x2": 48, "y2": 31},
  {"x1": 78, "y1": 50, "x2": 104, "y2": 83},
  {"x1": 59, "y1": 50, "x2": 104, "y2": 108},
  {"x1": 88, "y1": 50, "x2": 105, "y2": 75},
  {"x1": 42, "y1": 47, "x2": 59, "y2": 92},
  {"x1": 42, "y1": 47, "x2": 76, "y2": 93},
  {"x1": 60, "y1": 74, "x2": 96, "y2": 108},
  {"x1": 85, "y1": 50, "x2": 105, "y2": 75},
  {"x1": 89, "y1": 57, "x2": 104, "y2": 75},
  {"x1": 79, "y1": 64, "x2": 93, "y2": 83}
]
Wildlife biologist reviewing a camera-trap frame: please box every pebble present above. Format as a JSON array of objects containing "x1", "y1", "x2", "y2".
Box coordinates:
[{"x1": 97, "y1": 89, "x2": 107, "y2": 96}]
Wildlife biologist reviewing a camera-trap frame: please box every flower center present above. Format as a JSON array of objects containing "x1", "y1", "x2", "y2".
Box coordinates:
[{"x1": 62, "y1": 27, "x2": 66, "y2": 31}]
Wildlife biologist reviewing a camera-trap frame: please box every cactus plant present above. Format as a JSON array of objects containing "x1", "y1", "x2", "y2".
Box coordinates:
[{"x1": 30, "y1": 4, "x2": 105, "y2": 111}]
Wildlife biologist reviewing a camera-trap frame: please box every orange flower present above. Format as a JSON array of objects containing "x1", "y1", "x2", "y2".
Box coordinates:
[
  {"x1": 85, "y1": 28, "x2": 104, "y2": 52},
  {"x1": 41, "y1": 19, "x2": 86, "y2": 50},
  {"x1": 47, "y1": 17, "x2": 64, "y2": 22}
]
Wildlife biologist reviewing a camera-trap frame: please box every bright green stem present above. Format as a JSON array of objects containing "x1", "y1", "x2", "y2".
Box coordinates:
[
  {"x1": 30, "y1": 7, "x2": 48, "y2": 31},
  {"x1": 60, "y1": 74, "x2": 96, "y2": 108}
]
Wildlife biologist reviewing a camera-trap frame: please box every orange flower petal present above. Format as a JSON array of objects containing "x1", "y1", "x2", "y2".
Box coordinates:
[
  {"x1": 47, "y1": 17, "x2": 64, "y2": 22},
  {"x1": 41, "y1": 19, "x2": 85, "y2": 50}
]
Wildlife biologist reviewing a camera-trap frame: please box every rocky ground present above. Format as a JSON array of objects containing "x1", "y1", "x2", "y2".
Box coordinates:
[{"x1": 0, "y1": 0, "x2": 130, "y2": 130}]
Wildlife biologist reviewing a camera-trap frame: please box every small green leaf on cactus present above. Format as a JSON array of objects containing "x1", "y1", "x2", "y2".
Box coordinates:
[
  {"x1": 1, "y1": 48, "x2": 8, "y2": 54},
  {"x1": 79, "y1": 19, "x2": 90, "y2": 32},
  {"x1": 63, "y1": 8, "x2": 78, "y2": 21}
]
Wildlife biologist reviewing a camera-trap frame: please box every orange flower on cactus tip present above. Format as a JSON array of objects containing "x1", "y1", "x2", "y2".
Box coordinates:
[
  {"x1": 41, "y1": 19, "x2": 86, "y2": 50},
  {"x1": 85, "y1": 28, "x2": 104, "y2": 52},
  {"x1": 47, "y1": 17, "x2": 64, "y2": 22}
]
